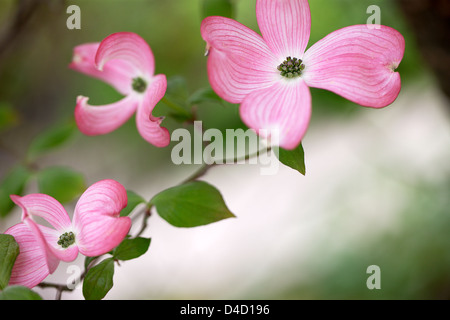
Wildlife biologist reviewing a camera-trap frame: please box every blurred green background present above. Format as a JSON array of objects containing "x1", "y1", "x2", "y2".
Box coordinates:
[{"x1": 0, "y1": 0, "x2": 449, "y2": 300}]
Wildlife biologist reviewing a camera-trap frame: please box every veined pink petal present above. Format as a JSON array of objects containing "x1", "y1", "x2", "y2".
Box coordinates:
[
  {"x1": 69, "y1": 43, "x2": 136, "y2": 96},
  {"x1": 38, "y1": 224, "x2": 79, "y2": 263},
  {"x1": 256, "y1": 0, "x2": 311, "y2": 60},
  {"x1": 302, "y1": 25, "x2": 405, "y2": 108},
  {"x1": 73, "y1": 180, "x2": 130, "y2": 257},
  {"x1": 136, "y1": 74, "x2": 170, "y2": 148},
  {"x1": 10, "y1": 194, "x2": 71, "y2": 231},
  {"x1": 10, "y1": 195, "x2": 77, "y2": 264},
  {"x1": 95, "y1": 32, "x2": 155, "y2": 78},
  {"x1": 240, "y1": 78, "x2": 311, "y2": 150},
  {"x1": 75, "y1": 95, "x2": 139, "y2": 136},
  {"x1": 21, "y1": 218, "x2": 60, "y2": 274},
  {"x1": 5, "y1": 224, "x2": 52, "y2": 288},
  {"x1": 201, "y1": 16, "x2": 278, "y2": 103}
]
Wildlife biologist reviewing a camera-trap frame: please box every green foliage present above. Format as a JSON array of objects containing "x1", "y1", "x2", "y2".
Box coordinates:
[
  {"x1": 276, "y1": 143, "x2": 306, "y2": 175},
  {"x1": 37, "y1": 166, "x2": 86, "y2": 204},
  {"x1": 188, "y1": 87, "x2": 223, "y2": 106},
  {"x1": 84, "y1": 256, "x2": 99, "y2": 271},
  {"x1": 166, "y1": 76, "x2": 190, "y2": 105},
  {"x1": 0, "y1": 165, "x2": 32, "y2": 217},
  {"x1": 83, "y1": 258, "x2": 115, "y2": 300},
  {"x1": 151, "y1": 181, "x2": 235, "y2": 228},
  {"x1": 0, "y1": 286, "x2": 42, "y2": 300},
  {"x1": 113, "y1": 237, "x2": 151, "y2": 261},
  {"x1": 0, "y1": 234, "x2": 20, "y2": 290},
  {"x1": 0, "y1": 103, "x2": 19, "y2": 131},
  {"x1": 120, "y1": 190, "x2": 147, "y2": 217},
  {"x1": 202, "y1": 0, "x2": 234, "y2": 19},
  {"x1": 163, "y1": 76, "x2": 193, "y2": 122},
  {"x1": 26, "y1": 120, "x2": 78, "y2": 162}
]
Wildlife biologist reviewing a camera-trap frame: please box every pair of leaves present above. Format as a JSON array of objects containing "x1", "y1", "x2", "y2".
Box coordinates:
[
  {"x1": 0, "y1": 234, "x2": 42, "y2": 300},
  {"x1": 0, "y1": 121, "x2": 82, "y2": 217},
  {"x1": 28, "y1": 121, "x2": 85, "y2": 203},
  {"x1": 82, "y1": 237, "x2": 151, "y2": 300},
  {"x1": 83, "y1": 180, "x2": 235, "y2": 299},
  {"x1": 26, "y1": 120, "x2": 78, "y2": 163},
  {"x1": 0, "y1": 165, "x2": 86, "y2": 217},
  {"x1": 164, "y1": 76, "x2": 223, "y2": 123}
]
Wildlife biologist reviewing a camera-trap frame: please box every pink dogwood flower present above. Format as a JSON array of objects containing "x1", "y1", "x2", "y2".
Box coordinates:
[
  {"x1": 70, "y1": 32, "x2": 170, "y2": 147},
  {"x1": 201, "y1": 0, "x2": 405, "y2": 149},
  {"x1": 4, "y1": 180, "x2": 130, "y2": 288}
]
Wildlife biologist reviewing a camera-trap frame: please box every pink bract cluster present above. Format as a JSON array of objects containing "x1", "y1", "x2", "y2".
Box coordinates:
[
  {"x1": 201, "y1": 0, "x2": 405, "y2": 149},
  {"x1": 70, "y1": 32, "x2": 170, "y2": 148},
  {"x1": 5, "y1": 180, "x2": 130, "y2": 288}
]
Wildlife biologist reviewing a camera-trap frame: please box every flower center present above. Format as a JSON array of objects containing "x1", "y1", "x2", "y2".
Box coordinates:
[
  {"x1": 57, "y1": 232, "x2": 75, "y2": 249},
  {"x1": 278, "y1": 56, "x2": 305, "y2": 78},
  {"x1": 132, "y1": 77, "x2": 147, "y2": 93}
]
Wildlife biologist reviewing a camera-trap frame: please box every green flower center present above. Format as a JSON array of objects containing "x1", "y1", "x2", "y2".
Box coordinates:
[
  {"x1": 278, "y1": 56, "x2": 305, "y2": 78},
  {"x1": 132, "y1": 77, "x2": 147, "y2": 93},
  {"x1": 57, "y1": 232, "x2": 75, "y2": 249}
]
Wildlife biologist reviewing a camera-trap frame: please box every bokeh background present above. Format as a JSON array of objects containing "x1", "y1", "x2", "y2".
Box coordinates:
[{"x1": 0, "y1": 0, "x2": 449, "y2": 300}]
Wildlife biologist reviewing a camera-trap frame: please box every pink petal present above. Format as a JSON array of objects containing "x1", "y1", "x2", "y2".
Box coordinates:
[
  {"x1": 10, "y1": 194, "x2": 71, "y2": 231},
  {"x1": 95, "y1": 32, "x2": 155, "y2": 78},
  {"x1": 37, "y1": 224, "x2": 79, "y2": 263},
  {"x1": 72, "y1": 180, "x2": 131, "y2": 257},
  {"x1": 21, "y1": 218, "x2": 60, "y2": 273},
  {"x1": 69, "y1": 43, "x2": 136, "y2": 96},
  {"x1": 75, "y1": 95, "x2": 139, "y2": 136},
  {"x1": 201, "y1": 16, "x2": 278, "y2": 103},
  {"x1": 256, "y1": 0, "x2": 311, "y2": 60},
  {"x1": 240, "y1": 78, "x2": 311, "y2": 150},
  {"x1": 5, "y1": 223, "x2": 53, "y2": 288},
  {"x1": 135, "y1": 74, "x2": 170, "y2": 147},
  {"x1": 302, "y1": 25, "x2": 405, "y2": 108},
  {"x1": 10, "y1": 195, "x2": 78, "y2": 263}
]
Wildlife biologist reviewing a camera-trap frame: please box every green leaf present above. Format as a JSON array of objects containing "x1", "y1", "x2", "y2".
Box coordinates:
[
  {"x1": 0, "y1": 103, "x2": 19, "y2": 131},
  {"x1": 0, "y1": 286, "x2": 42, "y2": 300},
  {"x1": 37, "y1": 167, "x2": 86, "y2": 203},
  {"x1": 0, "y1": 235, "x2": 20, "y2": 290},
  {"x1": 188, "y1": 87, "x2": 223, "y2": 106},
  {"x1": 84, "y1": 256, "x2": 99, "y2": 270},
  {"x1": 0, "y1": 165, "x2": 32, "y2": 217},
  {"x1": 162, "y1": 76, "x2": 193, "y2": 122},
  {"x1": 276, "y1": 143, "x2": 306, "y2": 175},
  {"x1": 82, "y1": 258, "x2": 115, "y2": 300},
  {"x1": 27, "y1": 120, "x2": 78, "y2": 161},
  {"x1": 113, "y1": 237, "x2": 151, "y2": 261},
  {"x1": 150, "y1": 181, "x2": 235, "y2": 228},
  {"x1": 166, "y1": 76, "x2": 189, "y2": 102},
  {"x1": 202, "y1": 0, "x2": 234, "y2": 19},
  {"x1": 120, "y1": 190, "x2": 147, "y2": 217},
  {"x1": 167, "y1": 111, "x2": 193, "y2": 123}
]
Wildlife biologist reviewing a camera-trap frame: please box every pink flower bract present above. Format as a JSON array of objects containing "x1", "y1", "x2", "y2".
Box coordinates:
[
  {"x1": 4, "y1": 180, "x2": 131, "y2": 288},
  {"x1": 70, "y1": 32, "x2": 170, "y2": 147},
  {"x1": 201, "y1": 0, "x2": 405, "y2": 149}
]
